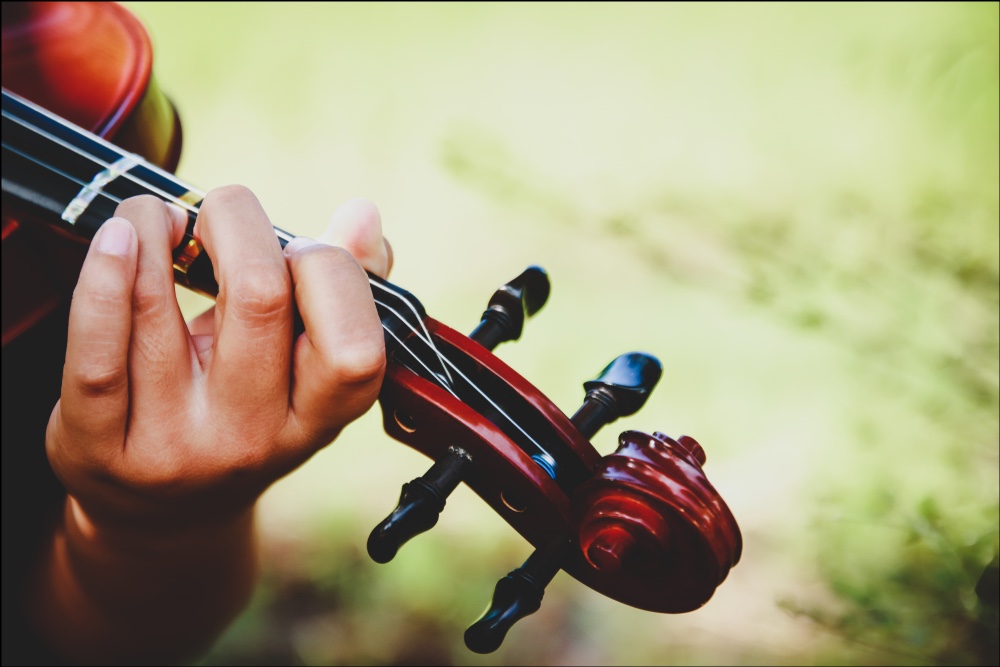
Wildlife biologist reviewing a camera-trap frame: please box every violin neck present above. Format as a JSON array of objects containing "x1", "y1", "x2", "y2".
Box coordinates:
[
  {"x1": 2, "y1": 88, "x2": 201, "y2": 240},
  {"x1": 2, "y1": 87, "x2": 431, "y2": 352}
]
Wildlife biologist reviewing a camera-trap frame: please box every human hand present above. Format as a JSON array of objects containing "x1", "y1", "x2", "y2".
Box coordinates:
[{"x1": 45, "y1": 187, "x2": 389, "y2": 536}]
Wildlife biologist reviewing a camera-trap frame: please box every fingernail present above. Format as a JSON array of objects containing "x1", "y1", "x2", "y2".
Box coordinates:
[
  {"x1": 283, "y1": 237, "x2": 319, "y2": 255},
  {"x1": 95, "y1": 218, "x2": 134, "y2": 256}
]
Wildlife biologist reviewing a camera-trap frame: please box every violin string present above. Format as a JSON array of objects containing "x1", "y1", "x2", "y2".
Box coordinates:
[
  {"x1": 411, "y1": 331, "x2": 555, "y2": 467},
  {"x1": 367, "y1": 280, "x2": 454, "y2": 386},
  {"x1": 3, "y1": 107, "x2": 455, "y2": 386},
  {"x1": 2, "y1": 97, "x2": 208, "y2": 201},
  {"x1": 380, "y1": 320, "x2": 461, "y2": 400},
  {"x1": 3, "y1": 99, "x2": 555, "y2": 466},
  {"x1": 1, "y1": 138, "x2": 460, "y2": 398},
  {"x1": 3, "y1": 109, "x2": 202, "y2": 215}
]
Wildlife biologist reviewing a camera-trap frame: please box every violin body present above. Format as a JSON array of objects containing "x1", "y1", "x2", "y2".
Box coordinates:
[
  {"x1": 1, "y1": 1, "x2": 741, "y2": 654},
  {"x1": 1, "y1": 1, "x2": 180, "y2": 345}
]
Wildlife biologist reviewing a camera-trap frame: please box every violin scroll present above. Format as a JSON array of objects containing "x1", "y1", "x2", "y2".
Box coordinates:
[
  {"x1": 368, "y1": 265, "x2": 741, "y2": 652},
  {"x1": 574, "y1": 431, "x2": 741, "y2": 611}
]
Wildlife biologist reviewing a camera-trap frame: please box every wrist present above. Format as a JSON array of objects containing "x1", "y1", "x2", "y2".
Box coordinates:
[
  {"x1": 27, "y1": 496, "x2": 260, "y2": 664},
  {"x1": 63, "y1": 493, "x2": 257, "y2": 558}
]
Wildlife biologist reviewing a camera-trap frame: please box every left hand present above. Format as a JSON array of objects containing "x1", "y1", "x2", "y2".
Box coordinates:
[{"x1": 46, "y1": 187, "x2": 392, "y2": 534}]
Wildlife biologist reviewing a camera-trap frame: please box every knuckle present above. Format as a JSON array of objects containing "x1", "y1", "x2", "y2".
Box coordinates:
[
  {"x1": 131, "y1": 271, "x2": 172, "y2": 318},
  {"x1": 326, "y1": 340, "x2": 386, "y2": 390},
  {"x1": 71, "y1": 359, "x2": 128, "y2": 398},
  {"x1": 224, "y1": 267, "x2": 291, "y2": 322}
]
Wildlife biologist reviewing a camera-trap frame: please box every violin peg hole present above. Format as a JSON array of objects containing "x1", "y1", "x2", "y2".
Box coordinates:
[
  {"x1": 501, "y1": 491, "x2": 527, "y2": 513},
  {"x1": 394, "y1": 410, "x2": 417, "y2": 433}
]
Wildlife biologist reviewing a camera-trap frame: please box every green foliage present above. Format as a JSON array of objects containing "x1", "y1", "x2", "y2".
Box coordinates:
[
  {"x1": 785, "y1": 500, "x2": 999, "y2": 666},
  {"x1": 785, "y1": 499, "x2": 1000, "y2": 665}
]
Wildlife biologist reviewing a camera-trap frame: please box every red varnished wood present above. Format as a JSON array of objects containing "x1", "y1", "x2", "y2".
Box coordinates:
[
  {"x1": 574, "y1": 431, "x2": 742, "y2": 612},
  {"x1": 429, "y1": 319, "x2": 602, "y2": 472},
  {"x1": 2, "y1": 2, "x2": 151, "y2": 138},
  {"x1": 1, "y1": 1, "x2": 182, "y2": 347},
  {"x1": 379, "y1": 321, "x2": 576, "y2": 547},
  {"x1": 379, "y1": 320, "x2": 742, "y2": 611}
]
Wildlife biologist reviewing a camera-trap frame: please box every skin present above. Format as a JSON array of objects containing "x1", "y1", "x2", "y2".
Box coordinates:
[{"x1": 27, "y1": 187, "x2": 393, "y2": 665}]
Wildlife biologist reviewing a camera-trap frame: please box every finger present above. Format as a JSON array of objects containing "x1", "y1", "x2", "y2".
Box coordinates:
[
  {"x1": 193, "y1": 185, "x2": 293, "y2": 418},
  {"x1": 319, "y1": 198, "x2": 392, "y2": 278},
  {"x1": 383, "y1": 237, "x2": 394, "y2": 277},
  {"x1": 281, "y1": 240, "x2": 385, "y2": 448},
  {"x1": 114, "y1": 196, "x2": 194, "y2": 405},
  {"x1": 186, "y1": 305, "x2": 216, "y2": 360},
  {"x1": 55, "y1": 217, "x2": 137, "y2": 454},
  {"x1": 187, "y1": 305, "x2": 216, "y2": 337}
]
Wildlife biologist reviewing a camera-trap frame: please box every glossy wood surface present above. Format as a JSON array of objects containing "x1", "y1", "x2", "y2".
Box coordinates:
[
  {"x1": 575, "y1": 431, "x2": 742, "y2": 611},
  {"x1": 1, "y1": 1, "x2": 180, "y2": 346},
  {"x1": 379, "y1": 320, "x2": 742, "y2": 611}
]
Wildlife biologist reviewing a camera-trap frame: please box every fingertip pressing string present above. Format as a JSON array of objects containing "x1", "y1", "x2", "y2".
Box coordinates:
[{"x1": 3, "y1": 92, "x2": 561, "y2": 480}]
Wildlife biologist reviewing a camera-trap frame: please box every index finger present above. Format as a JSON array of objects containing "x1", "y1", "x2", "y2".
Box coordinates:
[{"x1": 57, "y1": 217, "x2": 137, "y2": 448}]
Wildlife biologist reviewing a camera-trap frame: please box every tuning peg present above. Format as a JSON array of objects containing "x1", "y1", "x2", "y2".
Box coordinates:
[
  {"x1": 465, "y1": 538, "x2": 570, "y2": 654},
  {"x1": 367, "y1": 447, "x2": 472, "y2": 564},
  {"x1": 469, "y1": 266, "x2": 550, "y2": 351},
  {"x1": 570, "y1": 352, "x2": 662, "y2": 439}
]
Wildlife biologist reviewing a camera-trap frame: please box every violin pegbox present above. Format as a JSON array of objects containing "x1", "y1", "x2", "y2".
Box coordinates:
[
  {"x1": 367, "y1": 266, "x2": 553, "y2": 562},
  {"x1": 369, "y1": 266, "x2": 742, "y2": 654}
]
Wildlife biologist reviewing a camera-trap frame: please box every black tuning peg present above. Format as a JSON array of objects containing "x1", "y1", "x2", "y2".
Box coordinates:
[
  {"x1": 570, "y1": 352, "x2": 662, "y2": 439},
  {"x1": 465, "y1": 538, "x2": 570, "y2": 654},
  {"x1": 469, "y1": 266, "x2": 550, "y2": 351},
  {"x1": 367, "y1": 447, "x2": 471, "y2": 564}
]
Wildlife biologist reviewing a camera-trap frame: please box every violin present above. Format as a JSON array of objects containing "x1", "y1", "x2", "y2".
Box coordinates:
[{"x1": 1, "y1": 2, "x2": 740, "y2": 654}]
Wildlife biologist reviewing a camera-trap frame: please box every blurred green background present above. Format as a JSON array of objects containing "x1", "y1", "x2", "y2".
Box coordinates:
[{"x1": 125, "y1": 2, "x2": 998, "y2": 665}]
